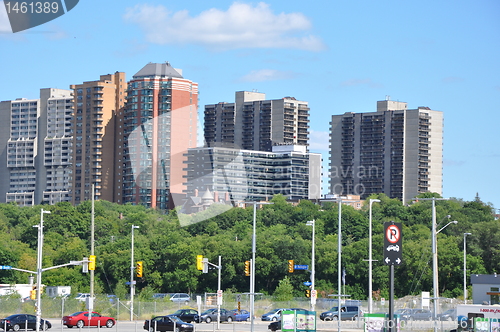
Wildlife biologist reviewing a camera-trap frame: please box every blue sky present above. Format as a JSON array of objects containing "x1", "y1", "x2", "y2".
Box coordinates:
[{"x1": 1, "y1": 0, "x2": 499, "y2": 208}]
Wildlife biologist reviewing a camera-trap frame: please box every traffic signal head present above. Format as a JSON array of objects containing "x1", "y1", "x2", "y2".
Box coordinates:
[
  {"x1": 196, "y1": 255, "x2": 203, "y2": 270},
  {"x1": 30, "y1": 288, "x2": 36, "y2": 300},
  {"x1": 88, "y1": 255, "x2": 96, "y2": 271},
  {"x1": 305, "y1": 289, "x2": 310, "y2": 298},
  {"x1": 244, "y1": 261, "x2": 250, "y2": 276},
  {"x1": 288, "y1": 260, "x2": 294, "y2": 273},
  {"x1": 136, "y1": 261, "x2": 143, "y2": 278}
]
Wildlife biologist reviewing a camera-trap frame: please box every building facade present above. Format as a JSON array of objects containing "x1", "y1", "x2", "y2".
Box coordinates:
[
  {"x1": 70, "y1": 72, "x2": 126, "y2": 205},
  {"x1": 329, "y1": 99, "x2": 443, "y2": 202},
  {"x1": 122, "y1": 62, "x2": 198, "y2": 210},
  {"x1": 204, "y1": 91, "x2": 309, "y2": 151},
  {"x1": 0, "y1": 88, "x2": 74, "y2": 206},
  {"x1": 182, "y1": 144, "x2": 322, "y2": 205}
]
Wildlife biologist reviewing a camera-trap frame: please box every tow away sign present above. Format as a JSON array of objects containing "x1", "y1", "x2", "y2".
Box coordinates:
[{"x1": 383, "y1": 222, "x2": 402, "y2": 265}]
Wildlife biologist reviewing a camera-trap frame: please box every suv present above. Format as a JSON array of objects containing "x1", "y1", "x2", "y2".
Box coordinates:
[
  {"x1": 320, "y1": 306, "x2": 362, "y2": 321},
  {"x1": 169, "y1": 293, "x2": 190, "y2": 303}
]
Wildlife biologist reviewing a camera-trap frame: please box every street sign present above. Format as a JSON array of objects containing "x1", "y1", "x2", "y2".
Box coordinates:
[
  {"x1": 294, "y1": 264, "x2": 309, "y2": 270},
  {"x1": 0, "y1": 265, "x2": 12, "y2": 270},
  {"x1": 303, "y1": 281, "x2": 312, "y2": 286},
  {"x1": 383, "y1": 222, "x2": 403, "y2": 265}
]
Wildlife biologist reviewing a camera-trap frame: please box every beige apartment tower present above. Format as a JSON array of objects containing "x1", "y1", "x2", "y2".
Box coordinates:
[
  {"x1": 70, "y1": 72, "x2": 127, "y2": 204},
  {"x1": 329, "y1": 99, "x2": 443, "y2": 202}
]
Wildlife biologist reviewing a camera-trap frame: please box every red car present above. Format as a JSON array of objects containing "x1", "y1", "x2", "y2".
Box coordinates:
[{"x1": 62, "y1": 312, "x2": 115, "y2": 328}]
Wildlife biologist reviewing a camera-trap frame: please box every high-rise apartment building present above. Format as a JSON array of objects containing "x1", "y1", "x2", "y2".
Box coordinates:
[
  {"x1": 329, "y1": 99, "x2": 443, "y2": 202},
  {"x1": 183, "y1": 144, "x2": 322, "y2": 204},
  {"x1": 204, "y1": 91, "x2": 309, "y2": 151},
  {"x1": 0, "y1": 88, "x2": 74, "y2": 205},
  {"x1": 122, "y1": 62, "x2": 198, "y2": 210},
  {"x1": 70, "y1": 72, "x2": 126, "y2": 204}
]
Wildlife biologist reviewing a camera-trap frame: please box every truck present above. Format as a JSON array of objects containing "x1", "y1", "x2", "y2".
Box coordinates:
[
  {"x1": 45, "y1": 286, "x2": 71, "y2": 298},
  {"x1": 453, "y1": 304, "x2": 500, "y2": 331}
]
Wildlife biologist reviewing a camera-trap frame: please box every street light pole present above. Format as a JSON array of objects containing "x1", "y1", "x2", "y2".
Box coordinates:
[
  {"x1": 306, "y1": 220, "x2": 315, "y2": 311},
  {"x1": 337, "y1": 197, "x2": 342, "y2": 332},
  {"x1": 89, "y1": 184, "x2": 95, "y2": 313},
  {"x1": 247, "y1": 201, "x2": 273, "y2": 332},
  {"x1": 464, "y1": 233, "x2": 471, "y2": 304},
  {"x1": 130, "y1": 225, "x2": 139, "y2": 321},
  {"x1": 368, "y1": 199, "x2": 380, "y2": 314},
  {"x1": 35, "y1": 209, "x2": 50, "y2": 332}
]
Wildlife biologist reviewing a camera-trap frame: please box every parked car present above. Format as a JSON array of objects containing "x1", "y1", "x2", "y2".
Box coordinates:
[
  {"x1": 169, "y1": 293, "x2": 190, "y2": 303},
  {"x1": 261, "y1": 309, "x2": 288, "y2": 322},
  {"x1": 62, "y1": 311, "x2": 115, "y2": 328},
  {"x1": 74, "y1": 293, "x2": 92, "y2": 302},
  {"x1": 397, "y1": 308, "x2": 432, "y2": 321},
  {"x1": 268, "y1": 320, "x2": 281, "y2": 331},
  {"x1": 0, "y1": 314, "x2": 51, "y2": 331},
  {"x1": 194, "y1": 309, "x2": 233, "y2": 323},
  {"x1": 171, "y1": 309, "x2": 198, "y2": 323},
  {"x1": 229, "y1": 309, "x2": 250, "y2": 322},
  {"x1": 152, "y1": 293, "x2": 168, "y2": 300},
  {"x1": 319, "y1": 306, "x2": 362, "y2": 321},
  {"x1": 437, "y1": 308, "x2": 456, "y2": 321},
  {"x1": 143, "y1": 315, "x2": 193, "y2": 332}
]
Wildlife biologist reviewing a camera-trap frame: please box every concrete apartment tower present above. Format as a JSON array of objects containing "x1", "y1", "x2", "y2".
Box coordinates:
[
  {"x1": 204, "y1": 91, "x2": 309, "y2": 151},
  {"x1": 70, "y1": 72, "x2": 127, "y2": 205},
  {"x1": 329, "y1": 98, "x2": 443, "y2": 202},
  {"x1": 122, "y1": 62, "x2": 198, "y2": 210},
  {"x1": 0, "y1": 88, "x2": 74, "y2": 205}
]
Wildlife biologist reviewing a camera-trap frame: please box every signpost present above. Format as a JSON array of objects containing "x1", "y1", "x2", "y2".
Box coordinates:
[
  {"x1": 294, "y1": 264, "x2": 309, "y2": 270},
  {"x1": 384, "y1": 222, "x2": 403, "y2": 332}
]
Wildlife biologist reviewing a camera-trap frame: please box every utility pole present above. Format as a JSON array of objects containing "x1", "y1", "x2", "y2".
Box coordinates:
[
  {"x1": 130, "y1": 225, "x2": 139, "y2": 321},
  {"x1": 89, "y1": 184, "x2": 95, "y2": 312}
]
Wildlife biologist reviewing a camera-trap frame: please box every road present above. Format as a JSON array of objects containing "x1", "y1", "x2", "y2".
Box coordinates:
[{"x1": 48, "y1": 319, "x2": 366, "y2": 332}]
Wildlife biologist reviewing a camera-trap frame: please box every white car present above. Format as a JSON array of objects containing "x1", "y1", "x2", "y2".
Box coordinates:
[{"x1": 74, "y1": 293, "x2": 91, "y2": 301}]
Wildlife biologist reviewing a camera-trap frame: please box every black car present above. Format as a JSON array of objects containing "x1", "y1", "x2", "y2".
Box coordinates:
[
  {"x1": 171, "y1": 310, "x2": 198, "y2": 323},
  {"x1": 194, "y1": 309, "x2": 233, "y2": 323},
  {"x1": 143, "y1": 315, "x2": 193, "y2": 332},
  {"x1": 0, "y1": 314, "x2": 52, "y2": 331},
  {"x1": 268, "y1": 320, "x2": 281, "y2": 331}
]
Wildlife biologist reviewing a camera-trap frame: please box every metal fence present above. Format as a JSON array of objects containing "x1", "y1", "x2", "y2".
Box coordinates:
[{"x1": 0, "y1": 295, "x2": 463, "y2": 331}]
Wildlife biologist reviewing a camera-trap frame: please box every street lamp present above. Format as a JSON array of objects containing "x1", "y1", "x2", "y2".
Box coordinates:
[
  {"x1": 130, "y1": 225, "x2": 139, "y2": 321},
  {"x1": 368, "y1": 199, "x2": 380, "y2": 314},
  {"x1": 247, "y1": 201, "x2": 273, "y2": 332},
  {"x1": 306, "y1": 220, "x2": 315, "y2": 311},
  {"x1": 432, "y1": 212, "x2": 457, "y2": 331},
  {"x1": 35, "y1": 209, "x2": 50, "y2": 332},
  {"x1": 464, "y1": 233, "x2": 472, "y2": 304}
]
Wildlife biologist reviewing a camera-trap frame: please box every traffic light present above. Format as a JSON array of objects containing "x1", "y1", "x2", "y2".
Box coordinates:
[
  {"x1": 288, "y1": 260, "x2": 294, "y2": 273},
  {"x1": 305, "y1": 289, "x2": 310, "y2": 298},
  {"x1": 88, "y1": 255, "x2": 96, "y2": 271},
  {"x1": 136, "y1": 261, "x2": 143, "y2": 278},
  {"x1": 244, "y1": 261, "x2": 250, "y2": 276},
  {"x1": 30, "y1": 287, "x2": 36, "y2": 300},
  {"x1": 196, "y1": 255, "x2": 203, "y2": 270}
]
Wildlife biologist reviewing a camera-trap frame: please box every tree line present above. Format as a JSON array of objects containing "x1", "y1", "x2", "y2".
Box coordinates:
[{"x1": 0, "y1": 193, "x2": 496, "y2": 301}]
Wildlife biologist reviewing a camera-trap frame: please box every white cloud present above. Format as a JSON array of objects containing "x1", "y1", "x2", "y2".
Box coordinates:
[
  {"x1": 239, "y1": 69, "x2": 297, "y2": 82},
  {"x1": 309, "y1": 130, "x2": 330, "y2": 152},
  {"x1": 123, "y1": 2, "x2": 325, "y2": 51}
]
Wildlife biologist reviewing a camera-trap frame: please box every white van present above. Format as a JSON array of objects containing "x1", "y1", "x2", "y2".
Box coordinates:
[{"x1": 170, "y1": 293, "x2": 190, "y2": 303}]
